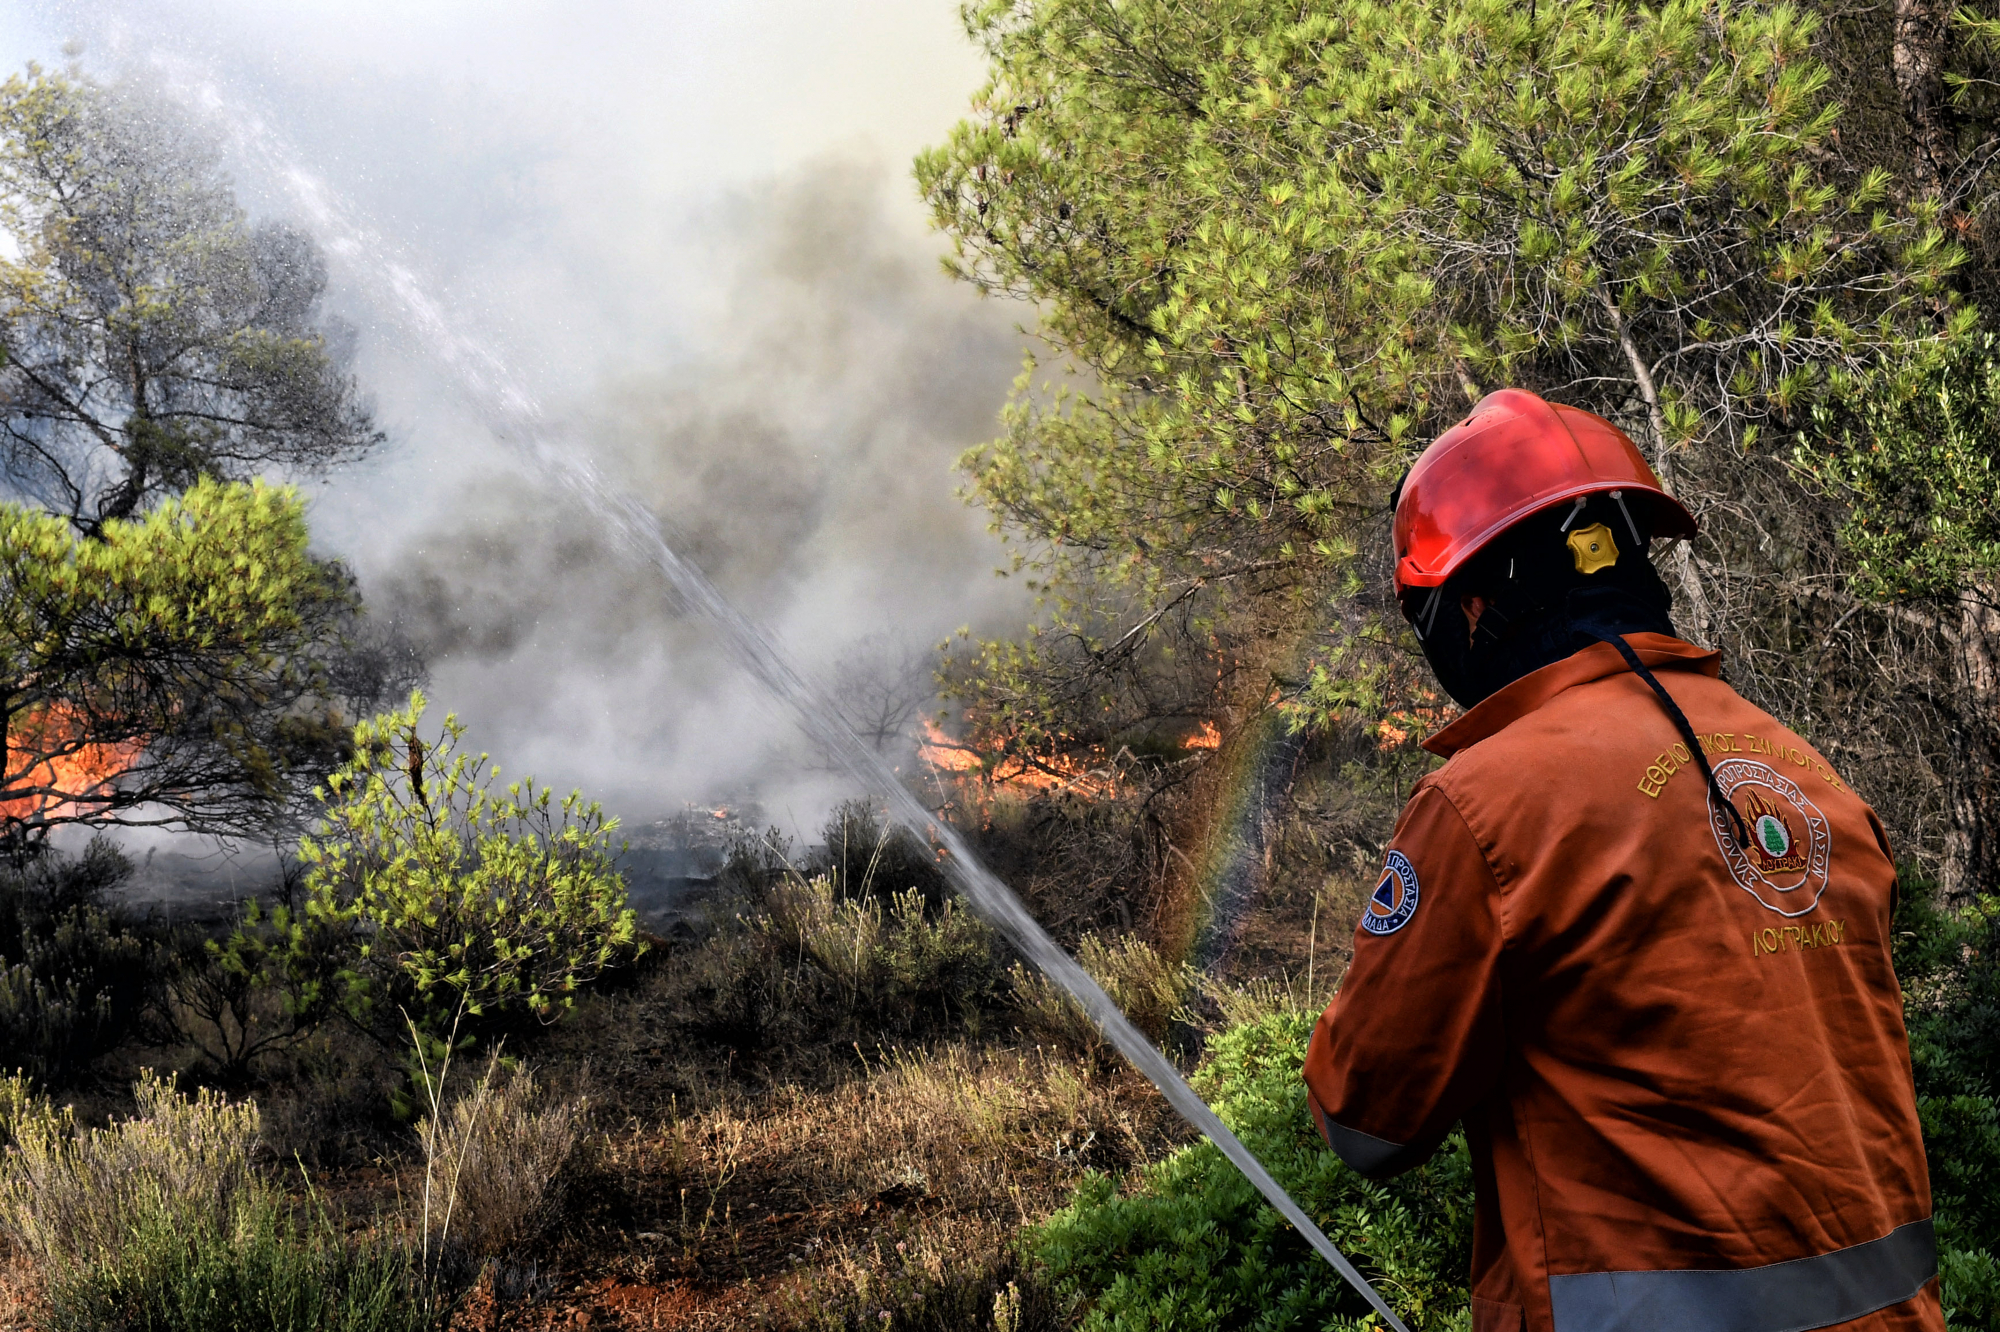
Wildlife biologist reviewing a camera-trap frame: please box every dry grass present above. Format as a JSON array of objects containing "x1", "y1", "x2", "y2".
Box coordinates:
[
  {"x1": 527, "y1": 1037, "x2": 1182, "y2": 1328},
  {"x1": 0, "y1": 1070, "x2": 259, "y2": 1273},
  {"x1": 1009, "y1": 932, "x2": 1195, "y2": 1049},
  {"x1": 0, "y1": 1074, "x2": 38, "y2": 1148},
  {"x1": 773, "y1": 1211, "x2": 1072, "y2": 1332},
  {"x1": 0, "y1": 1255, "x2": 33, "y2": 1332},
  {"x1": 470, "y1": 797, "x2": 1352, "y2": 1328},
  {"x1": 760, "y1": 873, "x2": 1002, "y2": 1028},
  {"x1": 417, "y1": 1053, "x2": 589, "y2": 1274},
  {"x1": 640, "y1": 1041, "x2": 1175, "y2": 1239}
]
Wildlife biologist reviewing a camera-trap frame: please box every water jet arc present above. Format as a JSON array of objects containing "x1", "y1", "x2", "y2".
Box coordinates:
[
  {"x1": 190, "y1": 74, "x2": 1412, "y2": 1332},
  {"x1": 593, "y1": 486, "x2": 1411, "y2": 1330}
]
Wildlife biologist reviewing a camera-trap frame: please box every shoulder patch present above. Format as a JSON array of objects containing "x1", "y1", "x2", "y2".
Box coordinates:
[{"x1": 1361, "y1": 850, "x2": 1420, "y2": 936}]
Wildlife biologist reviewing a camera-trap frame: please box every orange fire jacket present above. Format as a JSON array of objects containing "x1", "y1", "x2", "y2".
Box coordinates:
[{"x1": 1302, "y1": 634, "x2": 1940, "y2": 1332}]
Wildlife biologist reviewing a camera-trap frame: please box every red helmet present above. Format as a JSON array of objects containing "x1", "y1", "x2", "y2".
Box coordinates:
[{"x1": 1392, "y1": 389, "x2": 1697, "y2": 598}]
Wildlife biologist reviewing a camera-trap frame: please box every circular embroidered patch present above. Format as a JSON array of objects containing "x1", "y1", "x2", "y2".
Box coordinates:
[
  {"x1": 1362, "y1": 850, "x2": 1420, "y2": 936},
  {"x1": 1707, "y1": 759, "x2": 1832, "y2": 918}
]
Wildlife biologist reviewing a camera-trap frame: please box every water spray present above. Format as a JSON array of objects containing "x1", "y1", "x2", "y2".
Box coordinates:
[{"x1": 171, "y1": 68, "x2": 1413, "y2": 1332}]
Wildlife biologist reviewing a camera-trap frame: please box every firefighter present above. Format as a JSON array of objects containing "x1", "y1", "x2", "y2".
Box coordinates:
[{"x1": 1302, "y1": 389, "x2": 1940, "y2": 1332}]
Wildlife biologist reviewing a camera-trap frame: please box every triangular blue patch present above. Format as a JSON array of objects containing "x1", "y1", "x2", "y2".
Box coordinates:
[{"x1": 1371, "y1": 874, "x2": 1397, "y2": 911}]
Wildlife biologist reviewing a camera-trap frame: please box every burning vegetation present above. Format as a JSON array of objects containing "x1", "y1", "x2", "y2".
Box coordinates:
[
  {"x1": 916, "y1": 719, "x2": 1124, "y2": 802},
  {"x1": 0, "y1": 703, "x2": 144, "y2": 827},
  {"x1": 915, "y1": 712, "x2": 1237, "y2": 810}
]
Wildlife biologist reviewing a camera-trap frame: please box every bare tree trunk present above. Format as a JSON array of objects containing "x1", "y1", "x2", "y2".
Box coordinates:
[
  {"x1": 1888, "y1": 6, "x2": 1991, "y2": 904},
  {"x1": 1894, "y1": 0, "x2": 1956, "y2": 194},
  {"x1": 1597, "y1": 285, "x2": 1714, "y2": 644},
  {"x1": 1944, "y1": 584, "x2": 2000, "y2": 905}
]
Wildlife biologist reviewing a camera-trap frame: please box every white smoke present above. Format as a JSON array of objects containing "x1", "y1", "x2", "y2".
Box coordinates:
[
  {"x1": 370, "y1": 160, "x2": 1029, "y2": 820},
  {"x1": 6, "y1": 0, "x2": 1030, "y2": 833}
]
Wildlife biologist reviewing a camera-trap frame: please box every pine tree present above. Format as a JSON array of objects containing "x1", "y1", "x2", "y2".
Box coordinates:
[{"x1": 920, "y1": 0, "x2": 2000, "y2": 895}]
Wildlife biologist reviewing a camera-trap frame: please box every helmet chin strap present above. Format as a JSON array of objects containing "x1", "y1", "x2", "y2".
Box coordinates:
[{"x1": 1589, "y1": 631, "x2": 1752, "y2": 854}]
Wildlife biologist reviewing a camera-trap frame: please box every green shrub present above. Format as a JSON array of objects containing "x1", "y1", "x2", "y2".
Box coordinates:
[
  {"x1": 1894, "y1": 888, "x2": 2000, "y2": 1327},
  {"x1": 0, "y1": 840, "x2": 155, "y2": 1088},
  {"x1": 876, "y1": 886, "x2": 1002, "y2": 1021},
  {"x1": 0, "y1": 1071, "x2": 428, "y2": 1332},
  {"x1": 1939, "y1": 1245, "x2": 2000, "y2": 1332},
  {"x1": 1032, "y1": 1012, "x2": 1472, "y2": 1331},
  {"x1": 767, "y1": 873, "x2": 887, "y2": 998},
  {"x1": 296, "y1": 691, "x2": 641, "y2": 1053},
  {"x1": 166, "y1": 892, "x2": 352, "y2": 1083},
  {"x1": 39, "y1": 1193, "x2": 426, "y2": 1332}
]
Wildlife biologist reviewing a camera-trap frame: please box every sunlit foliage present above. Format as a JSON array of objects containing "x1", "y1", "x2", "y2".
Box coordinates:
[
  {"x1": 297, "y1": 692, "x2": 641, "y2": 1049},
  {"x1": 0, "y1": 478, "x2": 360, "y2": 843}
]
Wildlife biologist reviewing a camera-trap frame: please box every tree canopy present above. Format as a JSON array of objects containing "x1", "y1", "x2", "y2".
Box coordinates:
[
  {"x1": 0, "y1": 478, "x2": 376, "y2": 845},
  {"x1": 0, "y1": 68, "x2": 380, "y2": 536},
  {"x1": 0, "y1": 68, "x2": 413, "y2": 848},
  {"x1": 922, "y1": 0, "x2": 2000, "y2": 897}
]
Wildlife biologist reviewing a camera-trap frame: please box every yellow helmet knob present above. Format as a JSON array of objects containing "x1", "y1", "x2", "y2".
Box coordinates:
[{"x1": 1566, "y1": 522, "x2": 1619, "y2": 575}]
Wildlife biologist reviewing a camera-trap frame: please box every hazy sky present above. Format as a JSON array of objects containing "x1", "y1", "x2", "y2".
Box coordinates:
[{"x1": 4, "y1": 1, "x2": 1032, "y2": 836}]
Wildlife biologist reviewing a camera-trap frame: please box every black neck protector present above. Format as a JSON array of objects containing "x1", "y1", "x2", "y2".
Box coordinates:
[
  {"x1": 1407, "y1": 495, "x2": 1678, "y2": 711},
  {"x1": 1403, "y1": 496, "x2": 1752, "y2": 853}
]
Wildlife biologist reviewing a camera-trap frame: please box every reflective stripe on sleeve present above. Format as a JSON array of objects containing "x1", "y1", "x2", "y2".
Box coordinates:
[{"x1": 1547, "y1": 1217, "x2": 1935, "y2": 1332}]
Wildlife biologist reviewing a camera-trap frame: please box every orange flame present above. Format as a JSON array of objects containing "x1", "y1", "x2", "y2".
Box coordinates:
[
  {"x1": 918, "y1": 720, "x2": 983, "y2": 773},
  {"x1": 1184, "y1": 720, "x2": 1222, "y2": 751},
  {"x1": 0, "y1": 703, "x2": 143, "y2": 823},
  {"x1": 918, "y1": 719, "x2": 1119, "y2": 800}
]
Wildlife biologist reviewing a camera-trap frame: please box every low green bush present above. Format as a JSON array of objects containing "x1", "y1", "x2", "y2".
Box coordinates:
[
  {"x1": 165, "y1": 882, "x2": 352, "y2": 1084},
  {"x1": 1032, "y1": 1012, "x2": 1473, "y2": 1331},
  {"x1": 1894, "y1": 888, "x2": 2000, "y2": 1327},
  {"x1": 295, "y1": 691, "x2": 642, "y2": 1071},
  {"x1": 764, "y1": 873, "x2": 1000, "y2": 1032},
  {"x1": 0, "y1": 840, "x2": 155, "y2": 1089},
  {"x1": 1010, "y1": 932, "x2": 1193, "y2": 1050},
  {"x1": 40, "y1": 1193, "x2": 426, "y2": 1332}
]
